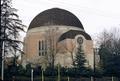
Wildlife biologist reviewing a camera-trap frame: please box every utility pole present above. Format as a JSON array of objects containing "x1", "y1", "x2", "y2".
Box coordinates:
[
  {"x1": 92, "y1": 48, "x2": 96, "y2": 81},
  {"x1": 1, "y1": 4, "x2": 6, "y2": 80},
  {"x1": 94, "y1": 48, "x2": 96, "y2": 81},
  {"x1": 1, "y1": 41, "x2": 5, "y2": 81},
  {"x1": 92, "y1": 48, "x2": 99, "y2": 81}
]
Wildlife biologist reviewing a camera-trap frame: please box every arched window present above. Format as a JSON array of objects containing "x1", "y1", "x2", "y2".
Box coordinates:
[{"x1": 39, "y1": 40, "x2": 48, "y2": 56}]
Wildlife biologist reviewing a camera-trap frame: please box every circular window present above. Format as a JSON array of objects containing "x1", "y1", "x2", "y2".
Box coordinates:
[{"x1": 77, "y1": 37, "x2": 83, "y2": 44}]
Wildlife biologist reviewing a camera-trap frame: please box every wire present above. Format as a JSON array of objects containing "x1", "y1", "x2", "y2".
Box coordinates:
[{"x1": 43, "y1": 0, "x2": 120, "y2": 19}]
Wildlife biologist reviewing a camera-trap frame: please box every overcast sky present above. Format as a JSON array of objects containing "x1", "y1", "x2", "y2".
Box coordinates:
[{"x1": 12, "y1": 0, "x2": 120, "y2": 36}]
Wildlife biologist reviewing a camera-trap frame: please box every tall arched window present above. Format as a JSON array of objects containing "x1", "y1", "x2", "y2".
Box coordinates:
[{"x1": 39, "y1": 40, "x2": 47, "y2": 56}]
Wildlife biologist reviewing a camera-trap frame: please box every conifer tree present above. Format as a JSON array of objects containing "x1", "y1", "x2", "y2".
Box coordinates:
[
  {"x1": 74, "y1": 45, "x2": 86, "y2": 69},
  {"x1": 0, "y1": 0, "x2": 26, "y2": 73},
  {"x1": 1, "y1": 0, "x2": 25, "y2": 57}
]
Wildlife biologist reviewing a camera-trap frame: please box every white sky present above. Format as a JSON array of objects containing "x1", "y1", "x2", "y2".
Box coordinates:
[{"x1": 12, "y1": 0, "x2": 120, "y2": 36}]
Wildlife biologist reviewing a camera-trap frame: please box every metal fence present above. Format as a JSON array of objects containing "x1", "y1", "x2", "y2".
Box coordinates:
[{"x1": 4, "y1": 76, "x2": 120, "y2": 81}]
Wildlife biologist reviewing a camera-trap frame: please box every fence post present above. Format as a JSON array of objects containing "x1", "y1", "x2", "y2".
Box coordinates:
[
  {"x1": 42, "y1": 69, "x2": 44, "y2": 81},
  {"x1": 58, "y1": 64, "x2": 60, "y2": 81},
  {"x1": 91, "y1": 76, "x2": 94, "y2": 81},
  {"x1": 67, "y1": 76, "x2": 69, "y2": 81},
  {"x1": 31, "y1": 69, "x2": 33, "y2": 81},
  {"x1": 112, "y1": 76, "x2": 114, "y2": 81}
]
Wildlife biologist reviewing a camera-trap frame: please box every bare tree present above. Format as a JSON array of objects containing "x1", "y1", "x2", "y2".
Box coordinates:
[
  {"x1": 96, "y1": 27, "x2": 120, "y2": 75},
  {"x1": 44, "y1": 28, "x2": 60, "y2": 68},
  {"x1": 62, "y1": 39, "x2": 76, "y2": 65}
]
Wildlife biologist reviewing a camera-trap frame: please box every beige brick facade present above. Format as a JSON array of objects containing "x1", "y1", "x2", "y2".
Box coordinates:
[{"x1": 23, "y1": 26, "x2": 94, "y2": 68}]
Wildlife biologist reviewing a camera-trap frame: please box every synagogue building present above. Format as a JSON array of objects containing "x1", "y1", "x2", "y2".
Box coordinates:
[{"x1": 22, "y1": 8, "x2": 94, "y2": 68}]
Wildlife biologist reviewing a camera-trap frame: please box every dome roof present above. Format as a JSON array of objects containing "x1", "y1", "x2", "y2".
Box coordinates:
[
  {"x1": 58, "y1": 30, "x2": 91, "y2": 42},
  {"x1": 28, "y1": 8, "x2": 84, "y2": 30}
]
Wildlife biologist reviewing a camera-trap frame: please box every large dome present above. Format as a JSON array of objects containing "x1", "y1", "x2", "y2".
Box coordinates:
[{"x1": 28, "y1": 8, "x2": 84, "y2": 30}]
